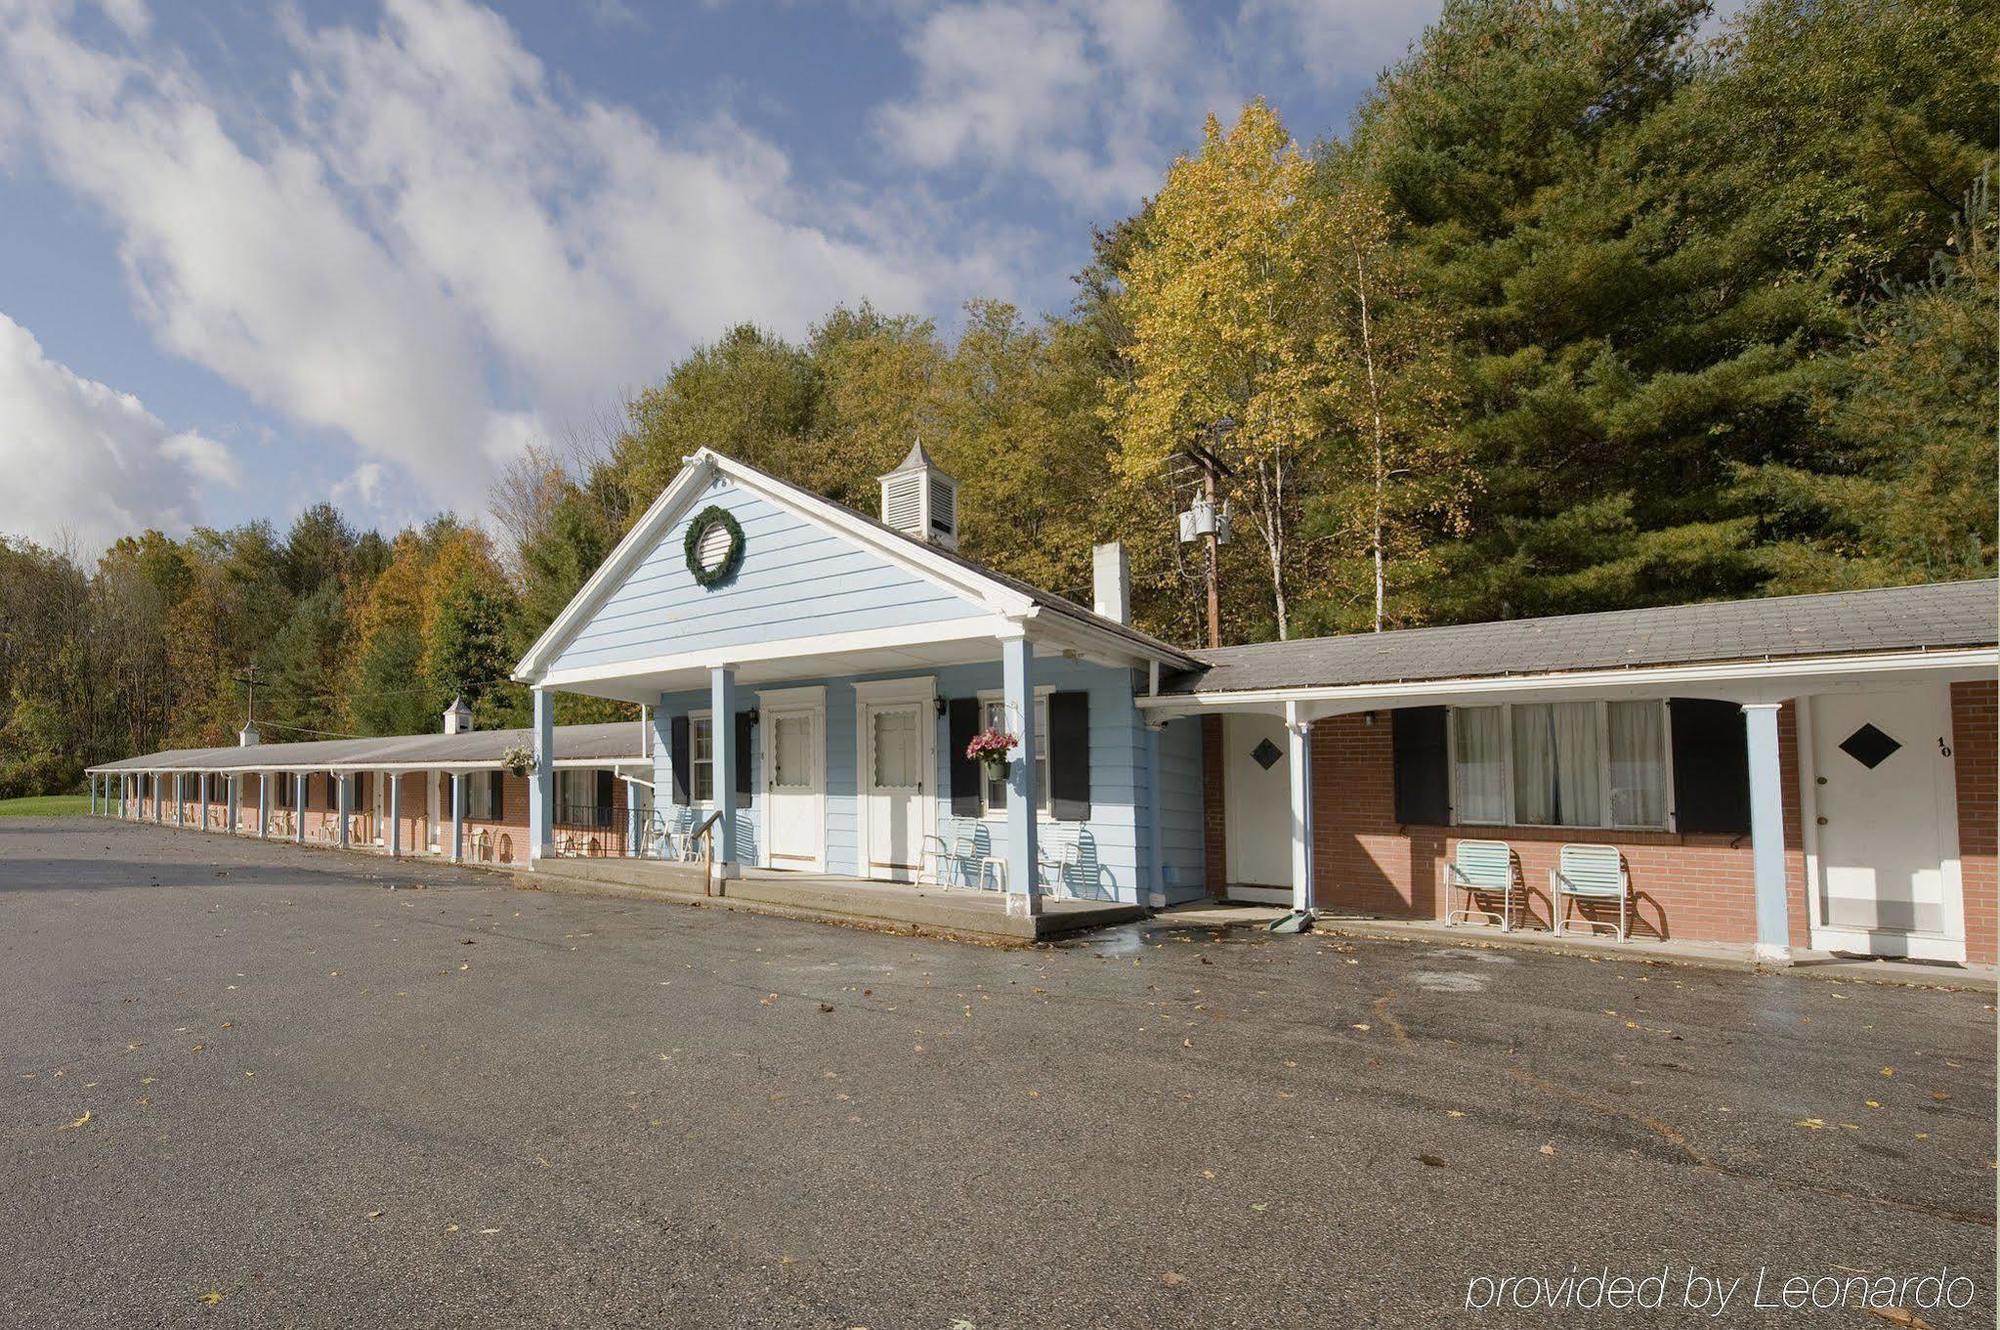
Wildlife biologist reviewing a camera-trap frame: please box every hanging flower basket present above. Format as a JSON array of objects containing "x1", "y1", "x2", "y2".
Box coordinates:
[
  {"x1": 965, "y1": 729, "x2": 1017, "y2": 779},
  {"x1": 501, "y1": 743, "x2": 534, "y2": 778}
]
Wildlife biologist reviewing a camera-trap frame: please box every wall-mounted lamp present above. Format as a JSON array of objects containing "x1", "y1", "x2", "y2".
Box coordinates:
[{"x1": 934, "y1": 697, "x2": 949, "y2": 717}]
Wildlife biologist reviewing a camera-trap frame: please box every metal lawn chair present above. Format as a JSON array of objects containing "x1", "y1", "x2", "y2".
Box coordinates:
[
  {"x1": 1444, "y1": 839, "x2": 1525, "y2": 931},
  {"x1": 1552, "y1": 843, "x2": 1631, "y2": 940},
  {"x1": 1038, "y1": 829, "x2": 1081, "y2": 901}
]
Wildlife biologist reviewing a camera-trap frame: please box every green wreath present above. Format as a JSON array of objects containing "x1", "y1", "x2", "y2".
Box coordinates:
[{"x1": 684, "y1": 504, "x2": 745, "y2": 587}]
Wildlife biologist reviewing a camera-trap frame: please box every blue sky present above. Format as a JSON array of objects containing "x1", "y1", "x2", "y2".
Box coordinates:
[{"x1": 0, "y1": 0, "x2": 1444, "y2": 552}]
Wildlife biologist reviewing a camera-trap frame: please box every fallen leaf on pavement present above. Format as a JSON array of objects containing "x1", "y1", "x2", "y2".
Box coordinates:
[
  {"x1": 57, "y1": 1110, "x2": 91, "y2": 1131},
  {"x1": 1160, "y1": 1272, "x2": 1186, "y2": 1287}
]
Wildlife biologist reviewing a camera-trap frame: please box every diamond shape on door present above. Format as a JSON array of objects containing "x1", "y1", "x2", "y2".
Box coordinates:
[
  {"x1": 1837, "y1": 722, "x2": 1902, "y2": 770},
  {"x1": 1250, "y1": 738, "x2": 1283, "y2": 770}
]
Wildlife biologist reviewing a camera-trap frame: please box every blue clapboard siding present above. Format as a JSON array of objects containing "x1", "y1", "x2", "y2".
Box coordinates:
[
  {"x1": 927, "y1": 657, "x2": 1149, "y2": 903},
  {"x1": 1155, "y1": 716, "x2": 1208, "y2": 903},
  {"x1": 650, "y1": 655, "x2": 1193, "y2": 904},
  {"x1": 551, "y1": 475, "x2": 984, "y2": 674}
]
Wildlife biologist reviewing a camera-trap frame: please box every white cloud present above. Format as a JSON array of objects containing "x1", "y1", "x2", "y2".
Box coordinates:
[
  {"x1": 873, "y1": 0, "x2": 1213, "y2": 211},
  {"x1": 872, "y1": 0, "x2": 1441, "y2": 215},
  {"x1": 0, "y1": 0, "x2": 959, "y2": 522},
  {"x1": 0, "y1": 309, "x2": 234, "y2": 550},
  {"x1": 1236, "y1": 0, "x2": 1442, "y2": 86}
]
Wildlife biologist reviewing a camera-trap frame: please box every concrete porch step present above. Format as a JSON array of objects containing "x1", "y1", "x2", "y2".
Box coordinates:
[{"x1": 521, "y1": 856, "x2": 1144, "y2": 944}]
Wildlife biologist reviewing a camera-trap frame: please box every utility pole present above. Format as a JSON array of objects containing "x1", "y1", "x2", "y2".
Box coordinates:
[
  {"x1": 1201, "y1": 461, "x2": 1221, "y2": 649},
  {"x1": 1185, "y1": 417, "x2": 1235, "y2": 650},
  {"x1": 234, "y1": 664, "x2": 261, "y2": 728}
]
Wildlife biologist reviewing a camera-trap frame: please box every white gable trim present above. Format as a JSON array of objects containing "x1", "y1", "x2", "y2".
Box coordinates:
[{"x1": 513, "y1": 449, "x2": 1036, "y2": 683}]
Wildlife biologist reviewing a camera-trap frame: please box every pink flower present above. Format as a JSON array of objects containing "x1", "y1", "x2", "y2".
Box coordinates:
[{"x1": 965, "y1": 729, "x2": 1017, "y2": 762}]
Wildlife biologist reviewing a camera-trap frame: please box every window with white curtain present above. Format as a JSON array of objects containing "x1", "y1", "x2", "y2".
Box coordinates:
[
  {"x1": 1452, "y1": 706, "x2": 1510, "y2": 824},
  {"x1": 1451, "y1": 700, "x2": 1672, "y2": 830}
]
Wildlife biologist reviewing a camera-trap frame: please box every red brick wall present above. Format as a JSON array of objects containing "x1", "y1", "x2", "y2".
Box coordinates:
[
  {"x1": 1290, "y1": 705, "x2": 1811, "y2": 948},
  {"x1": 1951, "y1": 680, "x2": 1996, "y2": 965},
  {"x1": 1200, "y1": 716, "x2": 1227, "y2": 897}
]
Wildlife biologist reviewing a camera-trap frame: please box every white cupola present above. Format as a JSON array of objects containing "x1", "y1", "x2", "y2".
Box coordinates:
[
  {"x1": 443, "y1": 696, "x2": 473, "y2": 735},
  {"x1": 878, "y1": 439, "x2": 958, "y2": 550}
]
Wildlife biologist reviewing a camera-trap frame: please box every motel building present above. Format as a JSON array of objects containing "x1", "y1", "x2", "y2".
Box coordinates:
[{"x1": 87, "y1": 447, "x2": 1998, "y2": 965}]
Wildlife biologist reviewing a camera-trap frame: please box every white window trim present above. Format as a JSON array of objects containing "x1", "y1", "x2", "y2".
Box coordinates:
[
  {"x1": 970, "y1": 685, "x2": 1055, "y2": 822},
  {"x1": 688, "y1": 709, "x2": 715, "y2": 807},
  {"x1": 1448, "y1": 699, "x2": 1676, "y2": 832}
]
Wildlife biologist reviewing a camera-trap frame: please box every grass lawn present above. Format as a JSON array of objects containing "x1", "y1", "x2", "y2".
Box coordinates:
[{"x1": 0, "y1": 794, "x2": 91, "y2": 817}]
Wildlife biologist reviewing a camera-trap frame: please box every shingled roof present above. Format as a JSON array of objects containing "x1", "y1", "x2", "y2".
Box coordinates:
[
  {"x1": 1163, "y1": 579, "x2": 1998, "y2": 697},
  {"x1": 89, "y1": 721, "x2": 651, "y2": 774}
]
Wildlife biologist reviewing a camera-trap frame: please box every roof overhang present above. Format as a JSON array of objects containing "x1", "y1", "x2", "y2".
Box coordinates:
[
  {"x1": 1138, "y1": 646, "x2": 1999, "y2": 719},
  {"x1": 512, "y1": 450, "x2": 1047, "y2": 685}
]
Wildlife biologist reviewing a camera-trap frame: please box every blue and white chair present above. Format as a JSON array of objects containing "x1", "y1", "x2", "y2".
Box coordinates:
[
  {"x1": 1444, "y1": 839, "x2": 1525, "y2": 932},
  {"x1": 1551, "y1": 843, "x2": 1631, "y2": 940}
]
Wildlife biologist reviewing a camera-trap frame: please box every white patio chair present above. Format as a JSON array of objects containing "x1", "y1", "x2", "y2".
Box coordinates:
[
  {"x1": 1443, "y1": 839, "x2": 1525, "y2": 932},
  {"x1": 1552, "y1": 843, "x2": 1631, "y2": 940},
  {"x1": 1037, "y1": 829, "x2": 1081, "y2": 901},
  {"x1": 923, "y1": 826, "x2": 993, "y2": 891}
]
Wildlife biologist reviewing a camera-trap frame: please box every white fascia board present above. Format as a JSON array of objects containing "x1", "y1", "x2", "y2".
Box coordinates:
[
  {"x1": 513, "y1": 448, "x2": 1035, "y2": 684},
  {"x1": 1136, "y1": 647, "x2": 2000, "y2": 715},
  {"x1": 536, "y1": 615, "x2": 1021, "y2": 691},
  {"x1": 1022, "y1": 611, "x2": 1176, "y2": 671},
  {"x1": 115, "y1": 757, "x2": 646, "y2": 775},
  {"x1": 514, "y1": 455, "x2": 721, "y2": 681}
]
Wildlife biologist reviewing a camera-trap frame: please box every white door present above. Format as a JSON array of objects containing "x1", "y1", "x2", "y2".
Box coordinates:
[
  {"x1": 763, "y1": 706, "x2": 824, "y2": 870},
  {"x1": 1225, "y1": 712, "x2": 1293, "y2": 899},
  {"x1": 1809, "y1": 685, "x2": 1963, "y2": 959},
  {"x1": 371, "y1": 773, "x2": 384, "y2": 845},
  {"x1": 863, "y1": 701, "x2": 927, "y2": 881}
]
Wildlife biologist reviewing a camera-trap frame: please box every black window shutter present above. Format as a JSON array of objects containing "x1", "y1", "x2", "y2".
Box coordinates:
[
  {"x1": 735, "y1": 711, "x2": 754, "y2": 802},
  {"x1": 948, "y1": 698, "x2": 980, "y2": 817},
  {"x1": 490, "y1": 771, "x2": 504, "y2": 821},
  {"x1": 1669, "y1": 698, "x2": 1750, "y2": 834},
  {"x1": 670, "y1": 715, "x2": 690, "y2": 805},
  {"x1": 1392, "y1": 707, "x2": 1450, "y2": 825},
  {"x1": 1048, "y1": 690, "x2": 1091, "y2": 821},
  {"x1": 596, "y1": 769, "x2": 615, "y2": 827}
]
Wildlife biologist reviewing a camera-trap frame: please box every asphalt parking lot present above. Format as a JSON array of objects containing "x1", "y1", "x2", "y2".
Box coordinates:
[{"x1": 3, "y1": 816, "x2": 1995, "y2": 1328}]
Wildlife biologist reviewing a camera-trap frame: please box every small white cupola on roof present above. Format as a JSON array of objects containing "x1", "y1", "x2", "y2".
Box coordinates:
[
  {"x1": 443, "y1": 696, "x2": 473, "y2": 735},
  {"x1": 878, "y1": 439, "x2": 958, "y2": 550}
]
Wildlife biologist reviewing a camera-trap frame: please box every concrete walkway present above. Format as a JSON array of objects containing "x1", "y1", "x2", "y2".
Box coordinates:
[
  {"x1": 1153, "y1": 901, "x2": 1998, "y2": 992},
  {"x1": 525, "y1": 855, "x2": 1144, "y2": 944}
]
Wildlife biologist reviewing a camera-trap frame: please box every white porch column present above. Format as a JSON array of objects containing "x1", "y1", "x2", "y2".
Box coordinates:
[
  {"x1": 1744, "y1": 702, "x2": 1791, "y2": 964},
  {"x1": 1001, "y1": 633, "x2": 1040, "y2": 916},
  {"x1": 198, "y1": 774, "x2": 209, "y2": 831},
  {"x1": 1286, "y1": 701, "x2": 1315, "y2": 914},
  {"x1": 450, "y1": 771, "x2": 464, "y2": 864},
  {"x1": 226, "y1": 774, "x2": 239, "y2": 834},
  {"x1": 1145, "y1": 722, "x2": 1168, "y2": 909},
  {"x1": 337, "y1": 773, "x2": 351, "y2": 849},
  {"x1": 387, "y1": 770, "x2": 401, "y2": 859},
  {"x1": 175, "y1": 774, "x2": 184, "y2": 828},
  {"x1": 258, "y1": 772, "x2": 270, "y2": 839},
  {"x1": 530, "y1": 688, "x2": 554, "y2": 862},
  {"x1": 625, "y1": 780, "x2": 640, "y2": 858},
  {"x1": 710, "y1": 666, "x2": 739, "y2": 876},
  {"x1": 293, "y1": 777, "x2": 305, "y2": 844}
]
